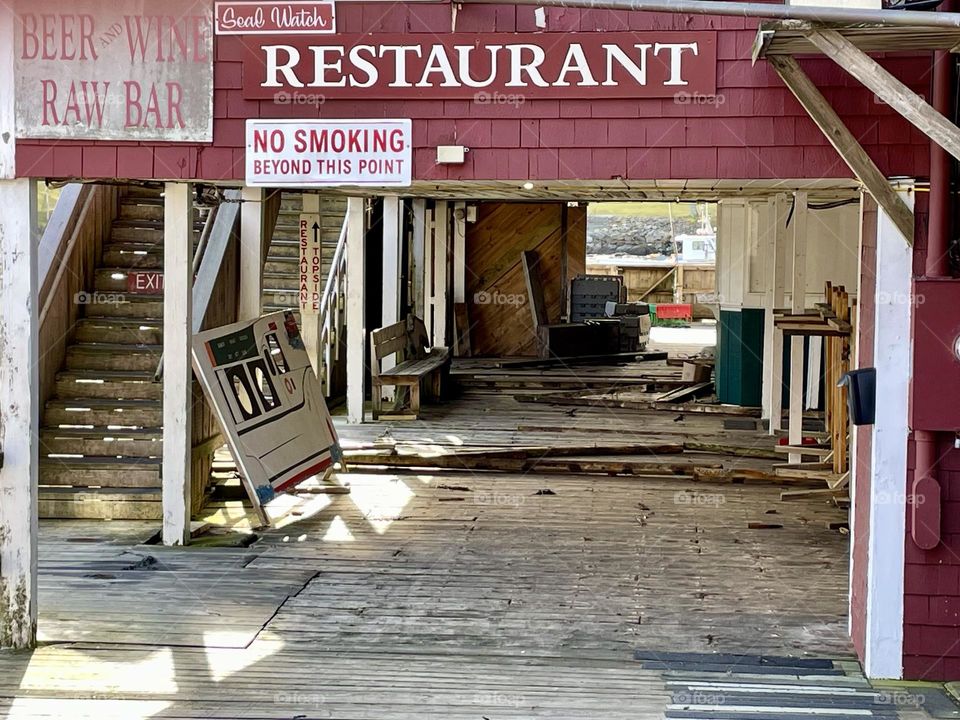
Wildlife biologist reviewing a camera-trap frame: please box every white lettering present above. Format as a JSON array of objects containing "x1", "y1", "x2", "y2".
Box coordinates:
[
  {"x1": 554, "y1": 44, "x2": 598, "y2": 87},
  {"x1": 504, "y1": 44, "x2": 548, "y2": 88},
  {"x1": 602, "y1": 43, "x2": 650, "y2": 87},
  {"x1": 263, "y1": 44, "x2": 303, "y2": 88},
  {"x1": 654, "y1": 42, "x2": 698, "y2": 86}
]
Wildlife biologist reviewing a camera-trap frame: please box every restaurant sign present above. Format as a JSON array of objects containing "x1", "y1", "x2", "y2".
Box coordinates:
[
  {"x1": 13, "y1": 0, "x2": 214, "y2": 142},
  {"x1": 246, "y1": 119, "x2": 412, "y2": 187},
  {"x1": 215, "y1": 2, "x2": 336, "y2": 35},
  {"x1": 242, "y1": 32, "x2": 717, "y2": 100}
]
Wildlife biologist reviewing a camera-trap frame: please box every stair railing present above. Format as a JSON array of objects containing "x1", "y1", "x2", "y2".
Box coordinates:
[
  {"x1": 154, "y1": 191, "x2": 240, "y2": 382},
  {"x1": 38, "y1": 183, "x2": 121, "y2": 410},
  {"x1": 316, "y1": 214, "x2": 349, "y2": 396}
]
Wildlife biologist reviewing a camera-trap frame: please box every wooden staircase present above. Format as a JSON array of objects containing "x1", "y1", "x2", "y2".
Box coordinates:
[{"x1": 39, "y1": 187, "x2": 202, "y2": 520}]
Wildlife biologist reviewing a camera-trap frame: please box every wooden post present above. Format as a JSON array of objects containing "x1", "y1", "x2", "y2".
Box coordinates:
[
  {"x1": 453, "y1": 202, "x2": 466, "y2": 304},
  {"x1": 411, "y1": 199, "x2": 426, "y2": 319},
  {"x1": 0, "y1": 3, "x2": 14, "y2": 180},
  {"x1": 767, "y1": 194, "x2": 787, "y2": 435},
  {"x1": 346, "y1": 197, "x2": 366, "y2": 424},
  {"x1": 824, "y1": 282, "x2": 835, "y2": 437},
  {"x1": 162, "y1": 182, "x2": 193, "y2": 546},
  {"x1": 559, "y1": 204, "x2": 569, "y2": 319},
  {"x1": 0, "y1": 179, "x2": 39, "y2": 649},
  {"x1": 239, "y1": 186, "x2": 265, "y2": 321},
  {"x1": 432, "y1": 201, "x2": 450, "y2": 347},
  {"x1": 381, "y1": 195, "x2": 402, "y2": 403},
  {"x1": 788, "y1": 192, "x2": 808, "y2": 463}
]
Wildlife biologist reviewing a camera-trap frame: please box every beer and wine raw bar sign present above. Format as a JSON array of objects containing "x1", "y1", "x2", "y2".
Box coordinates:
[
  {"x1": 246, "y1": 119, "x2": 413, "y2": 187},
  {"x1": 14, "y1": 0, "x2": 214, "y2": 141}
]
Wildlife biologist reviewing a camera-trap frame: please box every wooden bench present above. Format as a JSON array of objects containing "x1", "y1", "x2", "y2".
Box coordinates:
[{"x1": 370, "y1": 315, "x2": 450, "y2": 419}]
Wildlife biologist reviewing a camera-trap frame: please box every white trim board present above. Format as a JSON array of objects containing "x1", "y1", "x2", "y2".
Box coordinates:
[{"x1": 863, "y1": 183, "x2": 913, "y2": 679}]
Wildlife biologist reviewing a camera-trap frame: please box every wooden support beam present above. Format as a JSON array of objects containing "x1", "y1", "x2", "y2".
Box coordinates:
[
  {"x1": 346, "y1": 197, "x2": 366, "y2": 424},
  {"x1": 239, "y1": 186, "x2": 265, "y2": 320},
  {"x1": 765, "y1": 194, "x2": 787, "y2": 434},
  {"x1": 381, "y1": 196, "x2": 402, "y2": 402},
  {"x1": 0, "y1": 179, "x2": 39, "y2": 648},
  {"x1": 0, "y1": 4, "x2": 14, "y2": 179},
  {"x1": 788, "y1": 191, "x2": 808, "y2": 463},
  {"x1": 162, "y1": 182, "x2": 193, "y2": 546},
  {"x1": 768, "y1": 55, "x2": 915, "y2": 245},
  {"x1": 453, "y1": 201, "x2": 467, "y2": 304},
  {"x1": 805, "y1": 28, "x2": 960, "y2": 165},
  {"x1": 432, "y1": 201, "x2": 450, "y2": 347},
  {"x1": 411, "y1": 199, "x2": 426, "y2": 319}
]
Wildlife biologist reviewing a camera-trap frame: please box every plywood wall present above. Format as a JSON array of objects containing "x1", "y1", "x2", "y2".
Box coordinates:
[{"x1": 466, "y1": 202, "x2": 586, "y2": 357}]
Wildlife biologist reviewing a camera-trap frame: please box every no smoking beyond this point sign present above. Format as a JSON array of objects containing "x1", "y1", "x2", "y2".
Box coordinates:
[{"x1": 246, "y1": 119, "x2": 412, "y2": 187}]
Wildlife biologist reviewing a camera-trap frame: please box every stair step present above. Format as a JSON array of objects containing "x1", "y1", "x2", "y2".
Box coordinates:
[
  {"x1": 83, "y1": 295, "x2": 163, "y2": 319},
  {"x1": 272, "y1": 227, "x2": 343, "y2": 242},
  {"x1": 40, "y1": 456, "x2": 161, "y2": 487},
  {"x1": 119, "y1": 201, "x2": 165, "y2": 221},
  {"x1": 261, "y1": 288, "x2": 301, "y2": 308},
  {"x1": 55, "y1": 369, "x2": 161, "y2": 400},
  {"x1": 111, "y1": 226, "x2": 201, "y2": 243},
  {"x1": 39, "y1": 486, "x2": 162, "y2": 519},
  {"x1": 66, "y1": 343, "x2": 162, "y2": 372},
  {"x1": 124, "y1": 186, "x2": 164, "y2": 199},
  {"x1": 41, "y1": 428, "x2": 162, "y2": 458},
  {"x1": 75, "y1": 318, "x2": 163, "y2": 345},
  {"x1": 261, "y1": 273, "x2": 300, "y2": 291},
  {"x1": 45, "y1": 397, "x2": 162, "y2": 427},
  {"x1": 101, "y1": 246, "x2": 163, "y2": 269}
]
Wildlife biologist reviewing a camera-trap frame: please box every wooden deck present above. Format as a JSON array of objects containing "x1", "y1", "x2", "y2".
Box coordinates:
[{"x1": 1, "y1": 357, "x2": 937, "y2": 718}]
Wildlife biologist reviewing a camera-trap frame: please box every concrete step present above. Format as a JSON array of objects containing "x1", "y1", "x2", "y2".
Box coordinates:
[
  {"x1": 45, "y1": 397, "x2": 162, "y2": 428},
  {"x1": 83, "y1": 295, "x2": 163, "y2": 320},
  {"x1": 55, "y1": 370, "x2": 161, "y2": 400},
  {"x1": 41, "y1": 427, "x2": 162, "y2": 458},
  {"x1": 75, "y1": 318, "x2": 163, "y2": 345},
  {"x1": 38, "y1": 486, "x2": 162, "y2": 519},
  {"x1": 66, "y1": 343, "x2": 162, "y2": 372},
  {"x1": 39, "y1": 456, "x2": 161, "y2": 488}
]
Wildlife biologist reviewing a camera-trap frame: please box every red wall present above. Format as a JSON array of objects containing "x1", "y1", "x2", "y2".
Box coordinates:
[
  {"x1": 902, "y1": 194, "x2": 960, "y2": 680},
  {"x1": 14, "y1": 5, "x2": 933, "y2": 182},
  {"x1": 903, "y1": 438, "x2": 960, "y2": 680}
]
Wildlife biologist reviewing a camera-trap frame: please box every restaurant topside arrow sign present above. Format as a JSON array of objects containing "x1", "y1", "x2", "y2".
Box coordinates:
[{"x1": 241, "y1": 32, "x2": 717, "y2": 100}]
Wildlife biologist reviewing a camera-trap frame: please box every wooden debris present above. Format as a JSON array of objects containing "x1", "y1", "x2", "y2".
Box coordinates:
[{"x1": 683, "y1": 441, "x2": 779, "y2": 460}]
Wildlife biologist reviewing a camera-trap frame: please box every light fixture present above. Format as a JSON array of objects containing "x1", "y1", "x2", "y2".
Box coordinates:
[
  {"x1": 522, "y1": 181, "x2": 535, "y2": 190},
  {"x1": 436, "y1": 145, "x2": 467, "y2": 164}
]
